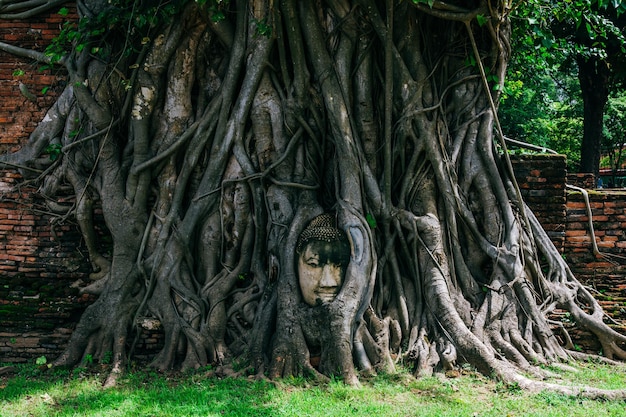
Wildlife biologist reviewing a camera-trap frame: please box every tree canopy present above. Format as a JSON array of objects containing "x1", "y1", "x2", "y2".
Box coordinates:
[
  {"x1": 502, "y1": 0, "x2": 626, "y2": 177},
  {"x1": 499, "y1": 65, "x2": 583, "y2": 168}
]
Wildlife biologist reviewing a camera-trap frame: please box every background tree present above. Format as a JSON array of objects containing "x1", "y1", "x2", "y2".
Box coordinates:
[
  {"x1": 499, "y1": 67, "x2": 583, "y2": 169},
  {"x1": 505, "y1": 0, "x2": 626, "y2": 178},
  {"x1": 602, "y1": 93, "x2": 626, "y2": 185},
  {"x1": 1, "y1": 0, "x2": 626, "y2": 398}
]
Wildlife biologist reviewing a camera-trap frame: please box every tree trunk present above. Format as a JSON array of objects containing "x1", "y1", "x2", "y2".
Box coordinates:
[
  {"x1": 1, "y1": 0, "x2": 626, "y2": 397},
  {"x1": 577, "y1": 55, "x2": 610, "y2": 178}
]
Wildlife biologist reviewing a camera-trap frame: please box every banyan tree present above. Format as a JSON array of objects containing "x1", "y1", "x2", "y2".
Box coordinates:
[{"x1": 1, "y1": 0, "x2": 626, "y2": 396}]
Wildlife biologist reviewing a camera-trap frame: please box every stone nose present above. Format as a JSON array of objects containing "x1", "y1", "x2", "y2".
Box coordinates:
[{"x1": 319, "y1": 264, "x2": 339, "y2": 287}]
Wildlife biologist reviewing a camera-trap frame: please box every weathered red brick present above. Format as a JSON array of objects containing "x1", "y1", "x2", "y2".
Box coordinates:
[
  {"x1": 596, "y1": 241, "x2": 616, "y2": 249},
  {"x1": 0, "y1": 254, "x2": 25, "y2": 262},
  {"x1": 565, "y1": 230, "x2": 587, "y2": 237},
  {"x1": 586, "y1": 261, "x2": 616, "y2": 269}
]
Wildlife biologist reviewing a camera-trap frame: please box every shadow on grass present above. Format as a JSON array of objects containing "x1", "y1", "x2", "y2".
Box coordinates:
[
  {"x1": 1, "y1": 367, "x2": 281, "y2": 416},
  {"x1": 56, "y1": 379, "x2": 279, "y2": 416}
]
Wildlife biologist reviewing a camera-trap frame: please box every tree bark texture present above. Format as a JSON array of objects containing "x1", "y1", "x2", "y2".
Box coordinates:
[
  {"x1": 1, "y1": 0, "x2": 626, "y2": 397},
  {"x1": 577, "y1": 55, "x2": 610, "y2": 178}
]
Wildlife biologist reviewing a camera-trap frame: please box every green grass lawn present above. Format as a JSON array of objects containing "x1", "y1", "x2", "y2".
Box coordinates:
[{"x1": 1, "y1": 360, "x2": 625, "y2": 417}]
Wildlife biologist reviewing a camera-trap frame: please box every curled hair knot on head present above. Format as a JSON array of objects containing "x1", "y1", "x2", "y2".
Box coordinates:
[{"x1": 296, "y1": 213, "x2": 348, "y2": 254}]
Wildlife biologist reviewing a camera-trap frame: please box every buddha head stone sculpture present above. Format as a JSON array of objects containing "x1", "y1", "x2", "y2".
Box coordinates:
[{"x1": 296, "y1": 214, "x2": 351, "y2": 306}]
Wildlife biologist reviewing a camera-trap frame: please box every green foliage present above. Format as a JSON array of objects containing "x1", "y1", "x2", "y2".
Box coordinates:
[
  {"x1": 511, "y1": 0, "x2": 626, "y2": 91},
  {"x1": 44, "y1": 20, "x2": 79, "y2": 63},
  {"x1": 44, "y1": 1, "x2": 192, "y2": 65},
  {"x1": 206, "y1": 0, "x2": 229, "y2": 22},
  {"x1": 499, "y1": 67, "x2": 583, "y2": 169},
  {"x1": 601, "y1": 92, "x2": 626, "y2": 172},
  {"x1": 40, "y1": 0, "x2": 239, "y2": 73},
  {"x1": 517, "y1": 0, "x2": 626, "y2": 59},
  {"x1": 101, "y1": 351, "x2": 113, "y2": 365},
  {"x1": 44, "y1": 143, "x2": 62, "y2": 161},
  {"x1": 476, "y1": 14, "x2": 489, "y2": 27},
  {"x1": 83, "y1": 354, "x2": 93, "y2": 366},
  {"x1": 500, "y1": 1, "x2": 626, "y2": 170},
  {"x1": 494, "y1": 381, "x2": 522, "y2": 394},
  {"x1": 253, "y1": 17, "x2": 272, "y2": 38},
  {"x1": 412, "y1": 0, "x2": 435, "y2": 7}
]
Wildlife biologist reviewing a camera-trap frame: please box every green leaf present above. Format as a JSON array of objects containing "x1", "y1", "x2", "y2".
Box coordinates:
[
  {"x1": 35, "y1": 356, "x2": 47, "y2": 365},
  {"x1": 58, "y1": 7, "x2": 69, "y2": 16},
  {"x1": 41, "y1": 86, "x2": 50, "y2": 95},
  {"x1": 464, "y1": 55, "x2": 477, "y2": 67},
  {"x1": 45, "y1": 143, "x2": 62, "y2": 161},
  {"x1": 476, "y1": 14, "x2": 488, "y2": 26},
  {"x1": 585, "y1": 22, "x2": 595, "y2": 39},
  {"x1": 366, "y1": 213, "x2": 377, "y2": 229},
  {"x1": 210, "y1": 10, "x2": 225, "y2": 22},
  {"x1": 253, "y1": 18, "x2": 272, "y2": 38}
]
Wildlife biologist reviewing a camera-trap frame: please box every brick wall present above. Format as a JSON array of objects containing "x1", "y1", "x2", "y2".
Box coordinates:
[
  {"x1": 564, "y1": 190, "x2": 626, "y2": 340},
  {"x1": 0, "y1": 170, "x2": 96, "y2": 362},
  {"x1": 0, "y1": 7, "x2": 167, "y2": 364},
  {"x1": 0, "y1": 6, "x2": 98, "y2": 363},
  {"x1": 510, "y1": 154, "x2": 567, "y2": 251},
  {"x1": 512, "y1": 155, "x2": 626, "y2": 352},
  {"x1": 0, "y1": 7, "x2": 71, "y2": 153}
]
